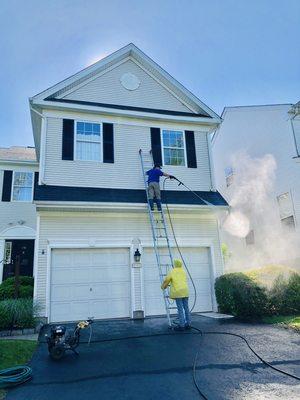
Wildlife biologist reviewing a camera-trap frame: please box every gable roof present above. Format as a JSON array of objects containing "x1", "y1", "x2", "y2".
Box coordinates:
[{"x1": 30, "y1": 43, "x2": 221, "y2": 122}]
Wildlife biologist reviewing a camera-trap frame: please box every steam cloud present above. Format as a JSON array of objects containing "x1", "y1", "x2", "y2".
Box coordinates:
[{"x1": 220, "y1": 151, "x2": 300, "y2": 271}]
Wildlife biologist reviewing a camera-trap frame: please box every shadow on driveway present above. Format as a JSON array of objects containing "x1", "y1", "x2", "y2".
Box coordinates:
[{"x1": 6, "y1": 316, "x2": 300, "y2": 400}]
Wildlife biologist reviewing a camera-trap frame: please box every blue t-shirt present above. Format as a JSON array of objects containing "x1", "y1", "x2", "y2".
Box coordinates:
[{"x1": 146, "y1": 168, "x2": 163, "y2": 183}]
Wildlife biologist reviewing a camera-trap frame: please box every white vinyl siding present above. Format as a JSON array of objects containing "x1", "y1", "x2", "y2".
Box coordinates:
[
  {"x1": 0, "y1": 167, "x2": 37, "y2": 234},
  {"x1": 35, "y1": 210, "x2": 223, "y2": 319},
  {"x1": 44, "y1": 117, "x2": 212, "y2": 191},
  {"x1": 62, "y1": 59, "x2": 193, "y2": 113}
]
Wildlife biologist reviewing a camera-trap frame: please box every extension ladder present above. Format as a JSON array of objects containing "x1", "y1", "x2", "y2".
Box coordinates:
[{"x1": 139, "y1": 149, "x2": 176, "y2": 327}]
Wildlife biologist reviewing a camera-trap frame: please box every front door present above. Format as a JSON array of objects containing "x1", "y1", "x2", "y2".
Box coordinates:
[{"x1": 2, "y1": 240, "x2": 34, "y2": 281}]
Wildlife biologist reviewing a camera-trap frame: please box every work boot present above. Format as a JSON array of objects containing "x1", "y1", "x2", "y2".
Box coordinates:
[
  {"x1": 148, "y1": 199, "x2": 154, "y2": 211},
  {"x1": 173, "y1": 326, "x2": 185, "y2": 332},
  {"x1": 156, "y1": 200, "x2": 162, "y2": 211},
  {"x1": 185, "y1": 324, "x2": 191, "y2": 330}
]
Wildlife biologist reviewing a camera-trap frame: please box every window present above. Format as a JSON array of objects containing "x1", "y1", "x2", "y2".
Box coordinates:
[
  {"x1": 75, "y1": 121, "x2": 101, "y2": 161},
  {"x1": 277, "y1": 192, "x2": 295, "y2": 229},
  {"x1": 225, "y1": 166, "x2": 234, "y2": 187},
  {"x1": 245, "y1": 230, "x2": 255, "y2": 245},
  {"x1": 162, "y1": 130, "x2": 186, "y2": 166},
  {"x1": 281, "y1": 216, "x2": 295, "y2": 229},
  {"x1": 12, "y1": 172, "x2": 33, "y2": 202}
]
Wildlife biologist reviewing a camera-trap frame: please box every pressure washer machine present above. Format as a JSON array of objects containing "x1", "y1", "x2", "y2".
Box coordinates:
[{"x1": 46, "y1": 319, "x2": 94, "y2": 360}]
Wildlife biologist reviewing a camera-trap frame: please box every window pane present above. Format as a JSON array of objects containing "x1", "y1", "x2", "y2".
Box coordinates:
[
  {"x1": 77, "y1": 122, "x2": 84, "y2": 131},
  {"x1": 12, "y1": 187, "x2": 32, "y2": 201},
  {"x1": 162, "y1": 131, "x2": 170, "y2": 147},
  {"x1": 76, "y1": 141, "x2": 101, "y2": 161},
  {"x1": 14, "y1": 172, "x2": 33, "y2": 186}
]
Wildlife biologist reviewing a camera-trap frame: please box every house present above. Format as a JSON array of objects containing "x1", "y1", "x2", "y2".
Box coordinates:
[
  {"x1": 212, "y1": 103, "x2": 300, "y2": 271},
  {"x1": 29, "y1": 43, "x2": 227, "y2": 323},
  {"x1": 0, "y1": 146, "x2": 38, "y2": 282}
]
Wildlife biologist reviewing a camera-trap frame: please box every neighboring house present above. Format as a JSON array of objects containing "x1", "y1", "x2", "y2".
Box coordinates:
[
  {"x1": 0, "y1": 146, "x2": 38, "y2": 282},
  {"x1": 29, "y1": 43, "x2": 227, "y2": 323},
  {"x1": 212, "y1": 103, "x2": 300, "y2": 271}
]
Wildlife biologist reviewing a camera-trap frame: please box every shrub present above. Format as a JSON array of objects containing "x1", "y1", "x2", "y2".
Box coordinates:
[
  {"x1": 268, "y1": 275, "x2": 288, "y2": 315},
  {"x1": 268, "y1": 272, "x2": 300, "y2": 315},
  {"x1": 245, "y1": 265, "x2": 297, "y2": 289},
  {"x1": 0, "y1": 298, "x2": 40, "y2": 330},
  {"x1": 0, "y1": 276, "x2": 34, "y2": 300},
  {"x1": 215, "y1": 273, "x2": 268, "y2": 319},
  {"x1": 284, "y1": 273, "x2": 300, "y2": 314}
]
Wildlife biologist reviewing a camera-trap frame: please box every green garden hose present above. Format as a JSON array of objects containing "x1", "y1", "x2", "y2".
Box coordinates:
[{"x1": 0, "y1": 366, "x2": 32, "y2": 388}]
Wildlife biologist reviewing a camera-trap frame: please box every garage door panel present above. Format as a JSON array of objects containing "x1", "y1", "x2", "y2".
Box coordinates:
[
  {"x1": 72, "y1": 268, "x2": 91, "y2": 283},
  {"x1": 50, "y1": 248, "x2": 130, "y2": 322},
  {"x1": 51, "y1": 252, "x2": 72, "y2": 267},
  {"x1": 73, "y1": 252, "x2": 91, "y2": 266},
  {"x1": 51, "y1": 285, "x2": 71, "y2": 300}
]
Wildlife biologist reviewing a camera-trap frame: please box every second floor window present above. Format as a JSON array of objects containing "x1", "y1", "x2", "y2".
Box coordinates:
[
  {"x1": 76, "y1": 121, "x2": 102, "y2": 161},
  {"x1": 225, "y1": 166, "x2": 234, "y2": 187},
  {"x1": 12, "y1": 172, "x2": 33, "y2": 202},
  {"x1": 162, "y1": 130, "x2": 186, "y2": 166}
]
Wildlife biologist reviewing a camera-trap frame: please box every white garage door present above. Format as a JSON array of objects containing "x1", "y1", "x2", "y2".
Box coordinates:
[
  {"x1": 143, "y1": 247, "x2": 212, "y2": 316},
  {"x1": 50, "y1": 248, "x2": 130, "y2": 322}
]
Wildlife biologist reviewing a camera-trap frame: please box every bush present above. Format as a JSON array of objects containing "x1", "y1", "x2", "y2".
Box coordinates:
[
  {"x1": 268, "y1": 275, "x2": 288, "y2": 315},
  {"x1": 284, "y1": 273, "x2": 300, "y2": 314},
  {"x1": 0, "y1": 276, "x2": 34, "y2": 300},
  {"x1": 215, "y1": 273, "x2": 268, "y2": 319},
  {"x1": 268, "y1": 272, "x2": 300, "y2": 315},
  {"x1": 245, "y1": 265, "x2": 297, "y2": 289},
  {"x1": 0, "y1": 298, "x2": 40, "y2": 330}
]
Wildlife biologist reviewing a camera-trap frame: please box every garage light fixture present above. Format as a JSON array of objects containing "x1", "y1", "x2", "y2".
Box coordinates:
[{"x1": 134, "y1": 248, "x2": 141, "y2": 263}]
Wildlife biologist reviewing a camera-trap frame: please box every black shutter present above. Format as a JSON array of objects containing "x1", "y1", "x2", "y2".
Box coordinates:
[
  {"x1": 150, "y1": 127, "x2": 162, "y2": 165},
  {"x1": 185, "y1": 130, "x2": 197, "y2": 168},
  {"x1": 103, "y1": 123, "x2": 114, "y2": 163},
  {"x1": 33, "y1": 172, "x2": 39, "y2": 200},
  {"x1": 2, "y1": 170, "x2": 13, "y2": 202},
  {"x1": 62, "y1": 119, "x2": 74, "y2": 160}
]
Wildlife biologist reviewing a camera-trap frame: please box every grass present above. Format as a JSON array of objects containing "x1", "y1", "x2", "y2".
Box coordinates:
[
  {"x1": 262, "y1": 315, "x2": 300, "y2": 331},
  {"x1": 0, "y1": 340, "x2": 37, "y2": 399}
]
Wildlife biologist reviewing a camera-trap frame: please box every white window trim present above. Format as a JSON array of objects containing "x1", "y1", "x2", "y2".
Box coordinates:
[
  {"x1": 160, "y1": 129, "x2": 187, "y2": 167},
  {"x1": 74, "y1": 120, "x2": 103, "y2": 162},
  {"x1": 11, "y1": 171, "x2": 34, "y2": 203}
]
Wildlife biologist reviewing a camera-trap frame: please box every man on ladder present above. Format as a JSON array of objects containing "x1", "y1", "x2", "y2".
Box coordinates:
[{"x1": 146, "y1": 163, "x2": 174, "y2": 211}]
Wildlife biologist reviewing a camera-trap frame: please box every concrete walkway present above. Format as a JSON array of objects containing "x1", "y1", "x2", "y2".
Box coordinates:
[{"x1": 6, "y1": 316, "x2": 300, "y2": 400}]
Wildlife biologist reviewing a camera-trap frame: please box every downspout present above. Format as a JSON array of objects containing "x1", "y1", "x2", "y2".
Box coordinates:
[
  {"x1": 290, "y1": 116, "x2": 300, "y2": 158},
  {"x1": 30, "y1": 105, "x2": 47, "y2": 185}
]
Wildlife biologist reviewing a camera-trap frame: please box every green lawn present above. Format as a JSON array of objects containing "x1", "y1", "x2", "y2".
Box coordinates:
[
  {"x1": 0, "y1": 340, "x2": 37, "y2": 400},
  {"x1": 262, "y1": 315, "x2": 300, "y2": 331}
]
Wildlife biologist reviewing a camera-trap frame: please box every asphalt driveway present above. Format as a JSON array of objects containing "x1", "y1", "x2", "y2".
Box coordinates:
[{"x1": 6, "y1": 316, "x2": 300, "y2": 400}]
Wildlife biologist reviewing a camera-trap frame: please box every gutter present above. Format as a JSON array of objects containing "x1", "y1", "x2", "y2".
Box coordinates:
[{"x1": 30, "y1": 104, "x2": 47, "y2": 185}]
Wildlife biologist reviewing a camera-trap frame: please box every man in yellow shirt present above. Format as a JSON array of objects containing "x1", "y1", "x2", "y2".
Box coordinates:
[{"x1": 161, "y1": 259, "x2": 191, "y2": 331}]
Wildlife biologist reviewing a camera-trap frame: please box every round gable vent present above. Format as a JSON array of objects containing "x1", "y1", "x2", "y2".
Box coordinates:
[{"x1": 120, "y1": 73, "x2": 141, "y2": 91}]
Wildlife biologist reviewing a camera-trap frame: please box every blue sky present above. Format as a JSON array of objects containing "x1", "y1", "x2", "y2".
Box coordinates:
[{"x1": 0, "y1": 0, "x2": 299, "y2": 147}]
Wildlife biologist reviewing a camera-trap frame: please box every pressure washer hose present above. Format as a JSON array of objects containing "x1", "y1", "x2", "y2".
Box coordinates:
[
  {"x1": 0, "y1": 366, "x2": 32, "y2": 389},
  {"x1": 161, "y1": 176, "x2": 300, "y2": 398}
]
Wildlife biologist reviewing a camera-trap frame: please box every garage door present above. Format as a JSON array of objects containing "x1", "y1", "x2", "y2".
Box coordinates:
[
  {"x1": 50, "y1": 248, "x2": 130, "y2": 322},
  {"x1": 143, "y1": 247, "x2": 212, "y2": 316}
]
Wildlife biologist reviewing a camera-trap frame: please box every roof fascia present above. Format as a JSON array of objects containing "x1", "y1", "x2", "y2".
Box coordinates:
[
  {"x1": 0, "y1": 159, "x2": 38, "y2": 167},
  {"x1": 32, "y1": 99, "x2": 220, "y2": 126}
]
